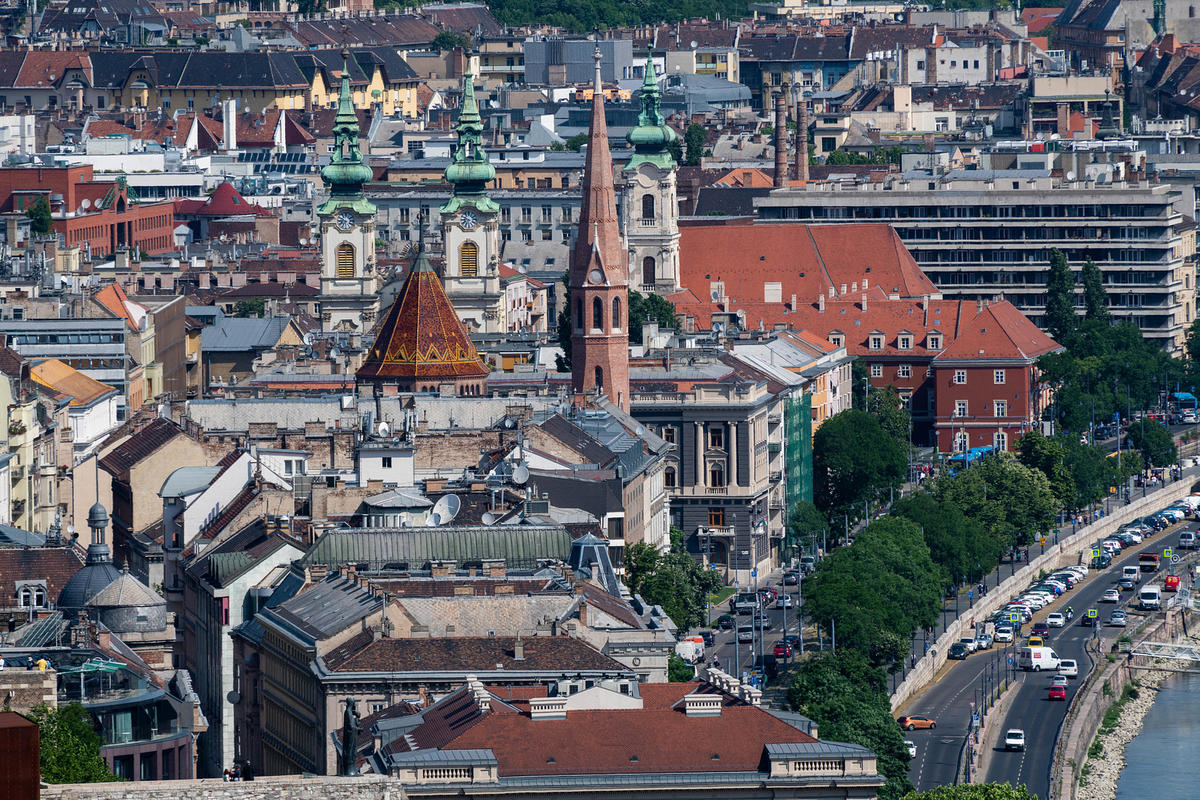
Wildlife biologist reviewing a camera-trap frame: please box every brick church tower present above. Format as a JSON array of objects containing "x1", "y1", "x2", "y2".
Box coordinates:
[{"x1": 570, "y1": 48, "x2": 630, "y2": 412}]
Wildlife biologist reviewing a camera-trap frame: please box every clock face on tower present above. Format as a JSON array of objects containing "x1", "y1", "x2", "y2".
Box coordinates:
[
  {"x1": 460, "y1": 211, "x2": 478, "y2": 230},
  {"x1": 335, "y1": 211, "x2": 355, "y2": 231}
]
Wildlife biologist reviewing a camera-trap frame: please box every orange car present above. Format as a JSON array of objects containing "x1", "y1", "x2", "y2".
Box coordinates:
[{"x1": 898, "y1": 715, "x2": 937, "y2": 731}]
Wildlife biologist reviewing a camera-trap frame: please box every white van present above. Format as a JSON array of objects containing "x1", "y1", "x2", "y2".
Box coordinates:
[
  {"x1": 675, "y1": 636, "x2": 705, "y2": 664},
  {"x1": 1018, "y1": 646, "x2": 1061, "y2": 671},
  {"x1": 1123, "y1": 565, "x2": 1141, "y2": 582},
  {"x1": 1140, "y1": 585, "x2": 1162, "y2": 610},
  {"x1": 1180, "y1": 531, "x2": 1197, "y2": 551}
]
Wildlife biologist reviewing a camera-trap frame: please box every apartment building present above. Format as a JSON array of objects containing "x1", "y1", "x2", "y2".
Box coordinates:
[{"x1": 756, "y1": 171, "x2": 1196, "y2": 352}]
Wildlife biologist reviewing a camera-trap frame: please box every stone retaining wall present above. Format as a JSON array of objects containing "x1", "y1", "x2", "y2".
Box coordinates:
[
  {"x1": 891, "y1": 476, "x2": 1195, "y2": 713},
  {"x1": 42, "y1": 775, "x2": 403, "y2": 800}
]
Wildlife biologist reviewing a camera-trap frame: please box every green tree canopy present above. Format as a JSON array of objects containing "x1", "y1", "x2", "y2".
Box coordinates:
[
  {"x1": 901, "y1": 784, "x2": 1039, "y2": 800},
  {"x1": 668, "y1": 654, "x2": 696, "y2": 682},
  {"x1": 787, "y1": 500, "x2": 826, "y2": 557},
  {"x1": 231, "y1": 298, "x2": 265, "y2": 318},
  {"x1": 1043, "y1": 248, "x2": 1077, "y2": 346},
  {"x1": 1081, "y1": 258, "x2": 1109, "y2": 322},
  {"x1": 813, "y1": 410, "x2": 907, "y2": 515},
  {"x1": 1016, "y1": 431, "x2": 1074, "y2": 508},
  {"x1": 866, "y1": 386, "x2": 912, "y2": 445},
  {"x1": 26, "y1": 195, "x2": 52, "y2": 235},
  {"x1": 932, "y1": 454, "x2": 1057, "y2": 549},
  {"x1": 430, "y1": 31, "x2": 469, "y2": 51},
  {"x1": 628, "y1": 290, "x2": 676, "y2": 344},
  {"x1": 623, "y1": 541, "x2": 721, "y2": 631},
  {"x1": 564, "y1": 132, "x2": 588, "y2": 152},
  {"x1": 683, "y1": 123, "x2": 706, "y2": 166},
  {"x1": 28, "y1": 703, "x2": 118, "y2": 784},
  {"x1": 787, "y1": 650, "x2": 913, "y2": 800},
  {"x1": 1128, "y1": 420, "x2": 1177, "y2": 468},
  {"x1": 891, "y1": 494, "x2": 1000, "y2": 587}
]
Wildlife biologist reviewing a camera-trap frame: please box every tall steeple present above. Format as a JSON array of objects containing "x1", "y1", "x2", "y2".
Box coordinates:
[
  {"x1": 442, "y1": 72, "x2": 499, "y2": 214},
  {"x1": 626, "y1": 56, "x2": 675, "y2": 171},
  {"x1": 569, "y1": 47, "x2": 630, "y2": 411},
  {"x1": 320, "y1": 50, "x2": 373, "y2": 203}
]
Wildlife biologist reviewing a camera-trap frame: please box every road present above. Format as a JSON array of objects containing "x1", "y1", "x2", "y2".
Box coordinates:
[
  {"x1": 902, "y1": 512, "x2": 1195, "y2": 797},
  {"x1": 702, "y1": 579, "x2": 806, "y2": 682}
]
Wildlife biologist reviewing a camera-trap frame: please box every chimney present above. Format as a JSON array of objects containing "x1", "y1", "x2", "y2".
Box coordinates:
[
  {"x1": 773, "y1": 92, "x2": 789, "y2": 189},
  {"x1": 817, "y1": 293, "x2": 825, "y2": 312},
  {"x1": 514, "y1": 635, "x2": 525, "y2": 661},
  {"x1": 861, "y1": 293, "x2": 867, "y2": 312},
  {"x1": 223, "y1": 98, "x2": 238, "y2": 152},
  {"x1": 683, "y1": 693, "x2": 723, "y2": 717},
  {"x1": 977, "y1": 299, "x2": 983, "y2": 315},
  {"x1": 529, "y1": 697, "x2": 569, "y2": 720},
  {"x1": 794, "y1": 101, "x2": 809, "y2": 183}
]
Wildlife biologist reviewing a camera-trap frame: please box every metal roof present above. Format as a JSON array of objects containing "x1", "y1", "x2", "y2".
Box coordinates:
[
  {"x1": 300, "y1": 526, "x2": 574, "y2": 572},
  {"x1": 158, "y1": 466, "x2": 222, "y2": 499}
]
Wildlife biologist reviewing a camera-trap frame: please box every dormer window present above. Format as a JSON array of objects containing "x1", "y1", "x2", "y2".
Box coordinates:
[
  {"x1": 829, "y1": 331, "x2": 844, "y2": 347},
  {"x1": 898, "y1": 334, "x2": 912, "y2": 350},
  {"x1": 928, "y1": 334, "x2": 942, "y2": 350},
  {"x1": 869, "y1": 333, "x2": 884, "y2": 350}
]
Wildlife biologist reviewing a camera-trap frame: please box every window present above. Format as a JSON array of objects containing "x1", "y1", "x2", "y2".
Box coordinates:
[
  {"x1": 708, "y1": 463, "x2": 726, "y2": 488},
  {"x1": 382, "y1": 456, "x2": 393, "y2": 468},
  {"x1": 541, "y1": 205, "x2": 552, "y2": 222},
  {"x1": 708, "y1": 507, "x2": 725, "y2": 527},
  {"x1": 575, "y1": 297, "x2": 583, "y2": 331},
  {"x1": 459, "y1": 241, "x2": 478, "y2": 277},
  {"x1": 898, "y1": 364, "x2": 912, "y2": 378},
  {"x1": 662, "y1": 426, "x2": 676, "y2": 443},
  {"x1": 955, "y1": 400, "x2": 968, "y2": 417},
  {"x1": 993, "y1": 369, "x2": 1006, "y2": 384},
  {"x1": 994, "y1": 400, "x2": 1007, "y2": 417},
  {"x1": 708, "y1": 427, "x2": 724, "y2": 449},
  {"x1": 869, "y1": 335, "x2": 884, "y2": 350},
  {"x1": 994, "y1": 432, "x2": 1008, "y2": 450},
  {"x1": 955, "y1": 431, "x2": 969, "y2": 452},
  {"x1": 335, "y1": 243, "x2": 355, "y2": 278},
  {"x1": 953, "y1": 369, "x2": 967, "y2": 384},
  {"x1": 592, "y1": 296, "x2": 603, "y2": 330},
  {"x1": 870, "y1": 363, "x2": 883, "y2": 378},
  {"x1": 594, "y1": 365, "x2": 604, "y2": 390},
  {"x1": 928, "y1": 334, "x2": 941, "y2": 349},
  {"x1": 521, "y1": 206, "x2": 532, "y2": 223},
  {"x1": 664, "y1": 466, "x2": 676, "y2": 487},
  {"x1": 898, "y1": 335, "x2": 912, "y2": 350},
  {"x1": 829, "y1": 334, "x2": 843, "y2": 347},
  {"x1": 501, "y1": 207, "x2": 511, "y2": 224},
  {"x1": 641, "y1": 194, "x2": 655, "y2": 219},
  {"x1": 612, "y1": 297, "x2": 621, "y2": 331},
  {"x1": 642, "y1": 256, "x2": 655, "y2": 286}
]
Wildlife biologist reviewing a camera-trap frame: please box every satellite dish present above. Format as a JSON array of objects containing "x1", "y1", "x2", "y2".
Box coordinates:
[
  {"x1": 302, "y1": 332, "x2": 315, "y2": 346},
  {"x1": 690, "y1": 40, "x2": 698, "y2": 49},
  {"x1": 299, "y1": 237, "x2": 308, "y2": 245},
  {"x1": 1066, "y1": 171, "x2": 1076, "y2": 181},
  {"x1": 80, "y1": 198, "x2": 91, "y2": 210},
  {"x1": 377, "y1": 421, "x2": 390, "y2": 438},
  {"x1": 227, "y1": 691, "x2": 241, "y2": 704},
  {"x1": 481, "y1": 512, "x2": 496, "y2": 525},
  {"x1": 503, "y1": 417, "x2": 517, "y2": 429},
  {"x1": 512, "y1": 464, "x2": 529, "y2": 485},
  {"x1": 428, "y1": 494, "x2": 461, "y2": 526}
]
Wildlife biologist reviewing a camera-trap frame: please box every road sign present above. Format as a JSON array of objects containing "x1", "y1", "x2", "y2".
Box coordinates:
[
  {"x1": 751, "y1": 569, "x2": 758, "y2": 578},
  {"x1": 1113, "y1": 412, "x2": 1120, "y2": 422},
  {"x1": 1091, "y1": 548, "x2": 1101, "y2": 559},
  {"x1": 1009, "y1": 612, "x2": 1020, "y2": 623},
  {"x1": 1088, "y1": 608, "x2": 1098, "y2": 618},
  {"x1": 1008, "y1": 656, "x2": 1014, "y2": 665},
  {"x1": 1039, "y1": 537, "x2": 1046, "y2": 546},
  {"x1": 1165, "y1": 548, "x2": 1174, "y2": 559},
  {"x1": 969, "y1": 591, "x2": 975, "y2": 600}
]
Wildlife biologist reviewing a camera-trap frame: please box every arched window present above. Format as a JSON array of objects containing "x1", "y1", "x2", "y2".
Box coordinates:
[
  {"x1": 459, "y1": 241, "x2": 479, "y2": 277},
  {"x1": 664, "y1": 466, "x2": 676, "y2": 488},
  {"x1": 33, "y1": 587, "x2": 45, "y2": 607},
  {"x1": 17, "y1": 587, "x2": 31, "y2": 608},
  {"x1": 592, "y1": 296, "x2": 603, "y2": 330},
  {"x1": 612, "y1": 297, "x2": 621, "y2": 331},
  {"x1": 1191, "y1": 4, "x2": 1196, "y2": 16},
  {"x1": 336, "y1": 242, "x2": 355, "y2": 278},
  {"x1": 575, "y1": 297, "x2": 584, "y2": 331},
  {"x1": 641, "y1": 194, "x2": 655, "y2": 220},
  {"x1": 642, "y1": 256, "x2": 655, "y2": 286},
  {"x1": 594, "y1": 366, "x2": 604, "y2": 390}
]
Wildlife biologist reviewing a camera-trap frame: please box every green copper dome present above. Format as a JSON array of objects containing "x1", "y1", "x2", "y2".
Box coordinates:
[
  {"x1": 442, "y1": 73, "x2": 498, "y2": 214},
  {"x1": 321, "y1": 51, "x2": 373, "y2": 197},
  {"x1": 626, "y1": 56, "x2": 676, "y2": 171}
]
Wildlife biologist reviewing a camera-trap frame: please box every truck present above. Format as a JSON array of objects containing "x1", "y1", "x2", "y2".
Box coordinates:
[
  {"x1": 1017, "y1": 646, "x2": 1062, "y2": 671},
  {"x1": 1139, "y1": 552, "x2": 1161, "y2": 573},
  {"x1": 732, "y1": 591, "x2": 760, "y2": 615},
  {"x1": 674, "y1": 636, "x2": 705, "y2": 664},
  {"x1": 1140, "y1": 585, "x2": 1162, "y2": 610}
]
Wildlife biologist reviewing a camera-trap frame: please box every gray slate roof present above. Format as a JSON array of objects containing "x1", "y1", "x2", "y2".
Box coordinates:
[
  {"x1": 201, "y1": 316, "x2": 292, "y2": 353},
  {"x1": 269, "y1": 575, "x2": 383, "y2": 642},
  {"x1": 300, "y1": 526, "x2": 574, "y2": 572}
]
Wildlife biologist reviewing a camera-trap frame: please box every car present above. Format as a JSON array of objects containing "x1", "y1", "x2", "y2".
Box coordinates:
[
  {"x1": 1109, "y1": 610, "x2": 1129, "y2": 627},
  {"x1": 1047, "y1": 613, "x2": 1066, "y2": 628},
  {"x1": 717, "y1": 614, "x2": 735, "y2": 630},
  {"x1": 1028, "y1": 635, "x2": 1045, "y2": 647},
  {"x1": 975, "y1": 633, "x2": 994, "y2": 650},
  {"x1": 776, "y1": 595, "x2": 793, "y2": 609},
  {"x1": 1079, "y1": 614, "x2": 1098, "y2": 627},
  {"x1": 1059, "y1": 659, "x2": 1079, "y2": 678},
  {"x1": 898, "y1": 715, "x2": 937, "y2": 731},
  {"x1": 1051, "y1": 675, "x2": 1068, "y2": 688},
  {"x1": 1101, "y1": 588, "x2": 1122, "y2": 603},
  {"x1": 783, "y1": 572, "x2": 799, "y2": 585},
  {"x1": 1052, "y1": 572, "x2": 1080, "y2": 587},
  {"x1": 799, "y1": 556, "x2": 817, "y2": 574},
  {"x1": 949, "y1": 642, "x2": 970, "y2": 660},
  {"x1": 736, "y1": 625, "x2": 754, "y2": 643},
  {"x1": 773, "y1": 642, "x2": 793, "y2": 658},
  {"x1": 1115, "y1": 532, "x2": 1138, "y2": 547},
  {"x1": 1031, "y1": 622, "x2": 1051, "y2": 636},
  {"x1": 751, "y1": 613, "x2": 773, "y2": 630},
  {"x1": 994, "y1": 625, "x2": 1014, "y2": 643},
  {"x1": 1120, "y1": 529, "x2": 1144, "y2": 543},
  {"x1": 1049, "y1": 685, "x2": 1067, "y2": 701},
  {"x1": 1118, "y1": 576, "x2": 1136, "y2": 590},
  {"x1": 700, "y1": 630, "x2": 715, "y2": 647},
  {"x1": 959, "y1": 637, "x2": 979, "y2": 653},
  {"x1": 1004, "y1": 729, "x2": 1026, "y2": 751},
  {"x1": 906, "y1": 740, "x2": 917, "y2": 759}
]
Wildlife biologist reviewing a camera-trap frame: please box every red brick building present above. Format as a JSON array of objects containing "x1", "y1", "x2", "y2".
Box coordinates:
[{"x1": 0, "y1": 165, "x2": 175, "y2": 258}]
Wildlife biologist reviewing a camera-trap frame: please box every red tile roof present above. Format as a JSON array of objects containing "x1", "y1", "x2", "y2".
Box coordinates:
[
  {"x1": 356, "y1": 254, "x2": 488, "y2": 382},
  {"x1": 0, "y1": 546, "x2": 85, "y2": 604},
  {"x1": 98, "y1": 418, "x2": 186, "y2": 478},
  {"x1": 935, "y1": 301, "x2": 1061, "y2": 362},
  {"x1": 175, "y1": 182, "x2": 272, "y2": 218}
]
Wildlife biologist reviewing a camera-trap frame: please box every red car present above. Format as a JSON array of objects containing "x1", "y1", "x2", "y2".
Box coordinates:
[
  {"x1": 1165, "y1": 575, "x2": 1181, "y2": 592},
  {"x1": 773, "y1": 642, "x2": 793, "y2": 658},
  {"x1": 1049, "y1": 686, "x2": 1066, "y2": 701}
]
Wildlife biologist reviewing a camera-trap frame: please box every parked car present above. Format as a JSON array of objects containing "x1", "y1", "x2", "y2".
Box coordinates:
[
  {"x1": 898, "y1": 715, "x2": 937, "y2": 731},
  {"x1": 959, "y1": 637, "x2": 979, "y2": 654},
  {"x1": 1058, "y1": 660, "x2": 1079, "y2": 678},
  {"x1": 1005, "y1": 730, "x2": 1026, "y2": 751},
  {"x1": 906, "y1": 740, "x2": 917, "y2": 758},
  {"x1": 949, "y1": 642, "x2": 970, "y2": 660},
  {"x1": 1109, "y1": 610, "x2": 1129, "y2": 627},
  {"x1": 994, "y1": 625, "x2": 1014, "y2": 643},
  {"x1": 1047, "y1": 613, "x2": 1066, "y2": 628},
  {"x1": 975, "y1": 633, "x2": 994, "y2": 650},
  {"x1": 1049, "y1": 685, "x2": 1067, "y2": 701}
]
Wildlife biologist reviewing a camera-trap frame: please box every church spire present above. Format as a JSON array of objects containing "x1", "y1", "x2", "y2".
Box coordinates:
[
  {"x1": 571, "y1": 46, "x2": 623, "y2": 281},
  {"x1": 627, "y1": 55, "x2": 676, "y2": 171},
  {"x1": 442, "y1": 71, "x2": 498, "y2": 214},
  {"x1": 320, "y1": 50, "x2": 373, "y2": 199}
]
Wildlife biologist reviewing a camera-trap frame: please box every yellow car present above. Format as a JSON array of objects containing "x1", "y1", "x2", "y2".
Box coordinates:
[{"x1": 1028, "y1": 635, "x2": 1044, "y2": 647}]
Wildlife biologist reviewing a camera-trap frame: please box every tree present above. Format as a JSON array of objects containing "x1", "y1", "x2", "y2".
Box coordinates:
[
  {"x1": 27, "y1": 703, "x2": 118, "y2": 784},
  {"x1": 1080, "y1": 258, "x2": 1109, "y2": 322},
  {"x1": 1016, "y1": 431, "x2": 1073, "y2": 508},
  {"x1": 788, "y1": 650, "x2": 913, "y2": 800},
  {"x1": 683, "y1": 123, "x2": 706, "y2": 166},
  {"x1": 623, "y1": 542, "x2": 721, "y2": 631},
  {"x1": 628, "y1": 290, "x2": 676, "y2": 344},
  {"x1": 430, "y1": 31, "x2": 469, "y2": 52},
  {"x1": 1128, "y1": 420, "x2": 1177, "y2": 468},
  {"x1": 564, "y1": 133, "x2": 588, "y2": 152},
  {"x1": 851, "y1": 359, "x2": 870, "y2": 409},
  {"x1": 901, "y1": 785, "x2": 1039, "y2": 800},
  {"x1": 787, "y1": 500, "x2": 826, "y2": 557},
  {"x1": 668, "y1": 654, "x2": 697, "y2": 682},
  {"x1": 866, "y1": 386, "x2": 912, "y2": 445},
  {"x1": 26, "y1": 195, "x2": 51, "y2": 235},
  {"x1": 891, "y1": 494, "x2": 999, "y2": 588},
  {"x1": 932, "y1": 454, "x2": 1057, "y2": 549},
  {"x1": 812, "y1": 410, "x2": 907, "y2": 515},
  {"x1": 231, "y1": 298, "x2": 265, "y2": 318},
  {"x1": 667, "y1": 136, "x2": 683, "y2": 164},
  {"x1": 1044, "y1": 248, "x2": 1077, "y2": 346}
]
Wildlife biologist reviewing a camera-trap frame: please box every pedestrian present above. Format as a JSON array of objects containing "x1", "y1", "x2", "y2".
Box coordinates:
[{"x1": 223, "y1": 770, "x2": 230, "y2": 782}]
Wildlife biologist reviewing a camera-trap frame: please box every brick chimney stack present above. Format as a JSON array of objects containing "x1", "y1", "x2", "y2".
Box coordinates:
[{"x1": 773, "y1": 92, "x2": 789, "y2": 189}]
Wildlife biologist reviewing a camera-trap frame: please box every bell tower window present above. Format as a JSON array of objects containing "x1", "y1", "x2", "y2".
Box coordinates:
[
  {"x1": 641, "y1": 194, "x2": 655, "y2": 220},
  {"x1": 642, "y1": 256, "x2": 655, "y2": 286},
  {"x1": 612, "y1": 297, "x2": 621, "y2": 331},
  {"x1": 592, "y1": 296, "x2": 603, "y2": 330},
  {"x1": 336, "y1": 243, "x2": 355, "y2": 278},
  {"x1": 459, "y1": 241, "x2": 478, "y2": 277}
]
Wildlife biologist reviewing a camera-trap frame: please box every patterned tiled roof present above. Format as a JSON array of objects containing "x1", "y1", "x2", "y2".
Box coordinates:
[{"x1": 356, "y1": 247, "x2": 487, "y2": 382}]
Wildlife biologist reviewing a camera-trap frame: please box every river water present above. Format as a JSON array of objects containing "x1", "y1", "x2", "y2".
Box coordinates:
[{"x1": 1115, "y1": 672, "x2": 1200, "y2": 800}]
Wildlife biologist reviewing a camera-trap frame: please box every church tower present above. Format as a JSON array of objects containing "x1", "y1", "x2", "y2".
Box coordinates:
[
  {"x1": 317, "y1": 50, "x2": 379, "y2": 335},
  {"x1": 570, "y1": 49, "x2": 630, "y2": 412},
  {"x1": 622, "y1": 56, "x2": 679, "y2": 294},
  {"x1": 441, "y1": 73, "x2": 504, "y2": 333}
]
